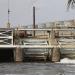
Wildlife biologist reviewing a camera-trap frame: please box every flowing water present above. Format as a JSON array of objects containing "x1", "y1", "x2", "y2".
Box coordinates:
[{"x1": 0, "y1": 63, "x2": 75, "y2": 75}]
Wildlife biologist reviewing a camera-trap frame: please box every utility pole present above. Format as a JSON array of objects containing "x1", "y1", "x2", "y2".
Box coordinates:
[
  {"x1": 33, "y1": 6, "x2": 35, "y2": 37},
  {"x1": 7, "y1": 0, "x2": 11, "y2": 28}
]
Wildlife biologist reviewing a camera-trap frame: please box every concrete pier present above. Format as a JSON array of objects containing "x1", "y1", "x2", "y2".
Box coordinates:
[
  {"x1": 51, "y1": 48, "x2": 60, "y2": 62},
  {"x1": 15, "y1": 47, "x2": 23, "y2": 62},
  {"x1": 50, "y1": 30, "x2": 60, "y2": 62}
]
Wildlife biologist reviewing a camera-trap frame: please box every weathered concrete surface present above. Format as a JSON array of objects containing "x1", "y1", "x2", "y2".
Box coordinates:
[
  {"x1": 0, "y1": 63, "x2": 75, "y2": 75},
  {"x1": 15, "y1": 47, "x2": 23, "y2": 62}
]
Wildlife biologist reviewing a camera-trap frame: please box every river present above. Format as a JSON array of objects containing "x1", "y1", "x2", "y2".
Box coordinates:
[{"x1": 0, "y1": 63, "x2": 75, "y2": 75}]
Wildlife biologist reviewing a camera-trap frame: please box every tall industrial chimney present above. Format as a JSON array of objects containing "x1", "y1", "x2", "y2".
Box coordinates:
[{"x1": 33, "y1": 6, "x2": 35, "y2": 37}]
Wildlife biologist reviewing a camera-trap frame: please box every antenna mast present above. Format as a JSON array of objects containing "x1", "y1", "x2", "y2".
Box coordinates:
[{"x1": 7, "y1": 0, "x2": 11, "y2": 28}]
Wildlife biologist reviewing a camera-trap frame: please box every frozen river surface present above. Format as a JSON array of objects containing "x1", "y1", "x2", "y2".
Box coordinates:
[{"x1": 0, "y1": 63, "x2": 75, "y2": 75}]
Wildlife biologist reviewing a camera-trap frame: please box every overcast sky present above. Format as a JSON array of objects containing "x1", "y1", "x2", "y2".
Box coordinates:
[{"x1": 0, "y1": 0, "x2": 75, "y2": 27}]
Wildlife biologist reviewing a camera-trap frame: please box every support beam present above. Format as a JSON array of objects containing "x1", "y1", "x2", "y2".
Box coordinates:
[
  {"x1": 15, "y1": 28, "x2": 75, "y2": 31},
  {"x1": 0, "y1": 45, "x2": 75, "y2": 48}
]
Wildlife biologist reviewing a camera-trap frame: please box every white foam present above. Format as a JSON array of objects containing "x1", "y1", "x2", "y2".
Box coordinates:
[{"x1": 57, "y1": 58, "x2": 75, "y2": 64}]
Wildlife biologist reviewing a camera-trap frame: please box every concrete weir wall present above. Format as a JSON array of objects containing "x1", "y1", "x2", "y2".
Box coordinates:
[
  {"x1": 0, "y1": 28, "x2": 75, "y2": 62},
  {"x1": 0, "y1": 28, "x2": 61, "y2": 62}
]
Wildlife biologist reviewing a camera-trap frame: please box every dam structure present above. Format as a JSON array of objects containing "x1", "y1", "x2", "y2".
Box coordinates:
[{"x1": 0, "y1": 19, "x2": 75, "y2": 62}]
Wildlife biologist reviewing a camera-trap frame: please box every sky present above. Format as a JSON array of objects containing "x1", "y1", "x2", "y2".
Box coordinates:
[{"x1": 0, "y1": 0, "x2": 75, "y2": 27}]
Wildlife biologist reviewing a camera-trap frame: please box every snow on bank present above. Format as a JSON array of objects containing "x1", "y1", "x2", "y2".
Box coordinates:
[{"x1": 57, "y1": 58, "x2": 75, "y2": 64}]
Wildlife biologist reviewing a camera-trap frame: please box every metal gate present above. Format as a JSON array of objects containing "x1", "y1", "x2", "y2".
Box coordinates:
[{"x1": 0, "y1": 28, "x2": 13, "y2": 45}]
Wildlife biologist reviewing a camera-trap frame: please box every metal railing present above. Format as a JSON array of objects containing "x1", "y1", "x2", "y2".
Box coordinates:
[{"x1": 0, "y1": 28, "x2": 13, "y2": 45}]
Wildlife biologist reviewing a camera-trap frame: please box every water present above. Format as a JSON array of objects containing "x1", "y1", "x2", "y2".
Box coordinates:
[{"x1": 0, "y1": 63, "x2": 75, "y2": 75}]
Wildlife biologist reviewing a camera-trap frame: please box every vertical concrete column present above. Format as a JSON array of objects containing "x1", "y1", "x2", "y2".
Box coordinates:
[
  {"x1": 50, "y1": 30, "x2": 60, "y2": 62},
  {"x1": 48, "y1": 30, "x2": 54, "y2": 44},
  {"x1": 50, "y1": 30, "x2": 55, "y2": 39},
  {"x1": 51, "y1": 48, "x2": 60, "y2": 62},
  {"x1": 14, "y1": 47, "x2": 23, "y2": 62}
]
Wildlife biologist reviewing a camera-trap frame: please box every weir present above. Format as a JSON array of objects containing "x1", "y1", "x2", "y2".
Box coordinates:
[{"x1": 0, "y1": 28, "x2": 75, "y2": 62}]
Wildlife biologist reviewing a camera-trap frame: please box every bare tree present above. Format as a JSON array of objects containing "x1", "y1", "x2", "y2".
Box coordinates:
[{"x1": 67, "y1": 0, "x2": 75, "y2": 9}]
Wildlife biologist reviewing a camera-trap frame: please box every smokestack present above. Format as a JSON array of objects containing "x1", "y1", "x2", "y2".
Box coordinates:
[{"x1": 33, "y1": 6, "x2": 35, "y2": 37}]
